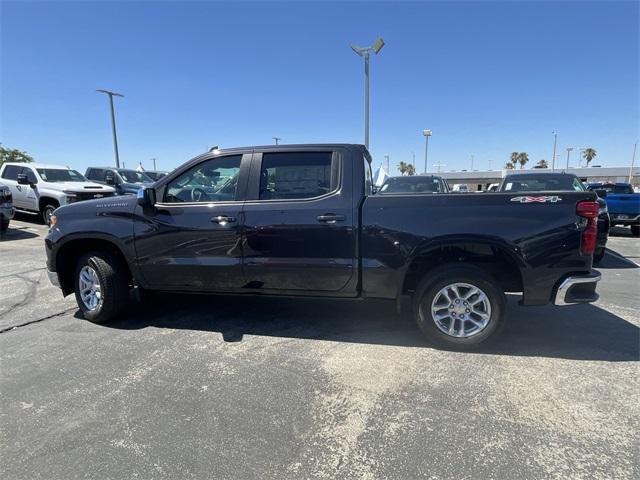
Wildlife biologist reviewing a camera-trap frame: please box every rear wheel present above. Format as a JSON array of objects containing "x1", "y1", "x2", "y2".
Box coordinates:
[
  {"x1": 631, "y1": 225, "x2": 640, "y2": 237},
  {"x1": 74, "y1": 252, "x2": 129, "y2": 323},
  {"x1": 414, "y1": 265, "x2": 506, "y2": 350}
]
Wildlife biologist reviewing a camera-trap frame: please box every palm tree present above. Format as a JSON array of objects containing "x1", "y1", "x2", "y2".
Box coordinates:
[
  {"x1": 582, "y1": 148, "x2": 597, "y2": 166},
  {"x1": 406, "y1": 164, "x2": 416, "y2": 176},
  {"x1": 398, "y1": 161, "x2": 408, "y2": 175},
  {"x1": 517, "y1": 152, "x2": 529, "y2": 169},
  {"x1": 504, "y1": 161, "x2": 515, "y2": 170},
  {"x1": 534, "y1": 159, "x2": 549, "y2": 169},
  {"x1": 510, "y1": 152, "x2": 519, "y2": 167}
]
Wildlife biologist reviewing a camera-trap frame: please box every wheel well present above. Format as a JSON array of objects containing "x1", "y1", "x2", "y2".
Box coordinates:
[
  {"x1": 402, "y1": 242, "x2": 523, "y2": 295},
  {"x1": 55, "y1": 238, "x2": 133, "y2": 295},
  {"x1": 39, "y1": 196, "x2": 59, "y2": 211}
]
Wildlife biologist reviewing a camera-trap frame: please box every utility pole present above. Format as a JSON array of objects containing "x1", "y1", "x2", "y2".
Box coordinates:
[
  {"x1": 412, "y1": 151, "x2": 416, "y2": 170},
  {"x1": 423, "y1": 129, "x2": 432, "y2": 173},
  {"x1": 384, "y1": 154, "x2": 390, "y2": 172},
  {"x1": 151, "y1": 158, "x2": 157, "y2": 170},
  {"x1": 96, "y1": 89, "x2": 124, "y2": 168},
  {"x1": 551, "y1": 131, "x2": 558, "y2": 171},
  {"x1": 272, "y1": 137, "x2": 281, "y2": 145},
  {"x1": 470, "y1": 154, "x2": 475, "y2": 170}
]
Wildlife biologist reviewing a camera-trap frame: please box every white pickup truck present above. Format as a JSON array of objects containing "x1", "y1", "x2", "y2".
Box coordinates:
[{"x1": 0, "y1": 163, "x2": 116, "y2": 224}]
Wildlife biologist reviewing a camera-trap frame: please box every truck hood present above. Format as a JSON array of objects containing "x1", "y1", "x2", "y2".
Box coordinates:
[
  {"x1": 54, "y1": 193, "x2": 137, "y2": 218},
  {"x1": 43, "y1": 181, "x2": 116, "y2": 193}
]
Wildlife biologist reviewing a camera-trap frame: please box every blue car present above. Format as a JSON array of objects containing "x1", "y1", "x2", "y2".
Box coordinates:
[{"x1": 587, "y1": 182, "x2": 640, "y2": 237}]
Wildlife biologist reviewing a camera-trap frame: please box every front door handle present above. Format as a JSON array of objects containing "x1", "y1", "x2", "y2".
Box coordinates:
[
  {"x1": 317, "y1": 214, "x2": 346, "y2": 224},
  {"x1": 211, "y1": 215, "x2": 236, "y2": 225}
]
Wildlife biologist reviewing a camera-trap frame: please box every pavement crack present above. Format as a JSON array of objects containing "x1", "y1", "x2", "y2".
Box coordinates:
[{"x1": 0, "y1": 307, "x2": 76, "y2": 334}]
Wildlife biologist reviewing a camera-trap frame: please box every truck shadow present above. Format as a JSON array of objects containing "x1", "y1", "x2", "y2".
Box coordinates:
[
  {"x1": 102, "y1": 294, "x2": 639, "y2": 362},
  {"x1": 596, "y1": 248, "x2": 639, "y2": 269}
]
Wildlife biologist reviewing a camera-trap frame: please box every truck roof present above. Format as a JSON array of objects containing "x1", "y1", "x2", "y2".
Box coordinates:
[{"x1": 2, "y1": 162, "x2": 71, "y2": 170}]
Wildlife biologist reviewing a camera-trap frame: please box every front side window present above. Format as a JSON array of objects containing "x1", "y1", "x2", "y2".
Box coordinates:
[
  {"x1": 259, "y1": 152, "x2": 334, "y2": 200},
  {"x1": 36, "y1": 168, "x2": 86, "y2": 182},
  {"x1": 165, "y1": 155, "x2": 242, "y2": 203},
  {"x1": 1, "y1": 165, "x2": 21, "y2": 180}
]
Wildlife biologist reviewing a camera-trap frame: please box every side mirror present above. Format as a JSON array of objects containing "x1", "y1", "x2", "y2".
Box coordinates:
[
  {"x1": 105, "y1": 175, "x2": 116, "y2": 185},
  {"x1": 137, "y1": 186, "x2": 156, "y2": 209},
  {"x1": 17, "y1": 174, "x2": 30, "y2": 185},
  {"x1": 594, "y1": 189, "x2": 608, "y2": 198}
]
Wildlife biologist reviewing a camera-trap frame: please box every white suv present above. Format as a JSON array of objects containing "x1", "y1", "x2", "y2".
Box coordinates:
[{"x1": 0, "y1": 163, "x2": 116, "y2": 224}]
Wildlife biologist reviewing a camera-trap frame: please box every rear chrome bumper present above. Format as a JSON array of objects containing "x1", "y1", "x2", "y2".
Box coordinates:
[
  {"x1": 47, "y1": 269, "x2": 61, "y2": 288},
  {"x1": 554, "y1": 271, "x2": 601, "y2": 306}
]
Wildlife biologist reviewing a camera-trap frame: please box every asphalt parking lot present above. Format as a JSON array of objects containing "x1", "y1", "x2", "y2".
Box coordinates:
[{"x1": 1, "y1": 215, "x2": 639, "y2": 479}]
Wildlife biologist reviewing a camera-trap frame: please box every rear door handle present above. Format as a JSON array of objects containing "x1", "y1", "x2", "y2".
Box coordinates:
[
  {"x1": 317, "y1": 214, "x2": 346, "y2": 224},
  {"x1": 211, "y1": 215, "x2": 236, "y2": 225}
]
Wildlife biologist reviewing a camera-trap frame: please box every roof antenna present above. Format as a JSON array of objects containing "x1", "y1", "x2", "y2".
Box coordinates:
[{"x1": 209, "y1": 145, "x2": 219, "y2": 152}]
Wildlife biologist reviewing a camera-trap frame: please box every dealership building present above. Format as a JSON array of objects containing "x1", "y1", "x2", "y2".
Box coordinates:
[{"x1": 431, "y1": 166, "x2": 640, "y2": 191}]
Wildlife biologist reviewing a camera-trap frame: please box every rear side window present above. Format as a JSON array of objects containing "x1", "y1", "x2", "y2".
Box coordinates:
[
  {"x1": 259, "y1": 152, "x2": 334, "y2": 200},
  {"x1": 1, "y1": 165, "x2": 21, "y2": 180},
  {"x1": 86, "y1": 168, "x2": 103, "y2": 181}
]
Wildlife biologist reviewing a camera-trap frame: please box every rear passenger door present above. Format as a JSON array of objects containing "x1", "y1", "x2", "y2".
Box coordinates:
[{"x1": 241, "y1": 148, "x2": 358, "y2": 295}]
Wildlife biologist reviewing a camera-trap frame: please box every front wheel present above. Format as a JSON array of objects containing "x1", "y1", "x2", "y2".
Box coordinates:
[
  {"x1": 42, "y1": 204, "x2": 57, "y2": 225},
  {"x1": 414, "y1": 265, "x2": 507, "y2": 350},
  {"x1": 74, "y1": 252, "x2": 129, "y2": 323}
]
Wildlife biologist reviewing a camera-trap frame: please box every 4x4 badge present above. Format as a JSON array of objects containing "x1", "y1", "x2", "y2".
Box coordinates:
[{"x1": 510, "y1": 195, "x2": 562, "y2": 203}]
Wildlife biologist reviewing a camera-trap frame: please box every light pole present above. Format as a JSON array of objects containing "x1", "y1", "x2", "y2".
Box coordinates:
[
  {"x1": 384, "y1": 154, "x2": 390, "y2": 172},
  {"x1": 578, "y1": 148, "x2": 586, "y2": 167},
  {"x1": 412, "y1": 151, "x2": 415, "y2": 170},
  {"x1": 630, "y1": 140, "x2": 638, "y2": 184},
  {"x1": 551, "y1": 131, "x2": 558, "y2": 171},
  {"x1": 151, "y1": 158, "x2": 157, "y2": 170},
  {"x1": 470, "y1": 154, "x2": 475, "y2": 170},
  {"x1": 565, "y1": 147, "x2": 574, "y2": 169},
  {"x1": 422, "y1": 129, "x2": 432, "y2": 173},
  {"x1": 272, "y1": 137, "x2": 281, "y2": 145},
  {"x1": 350, "y1": 38, "x2": 385, "y2": 149},
  {"x1": 96, "y1": 89, "x2": 124, "y2": 168}
]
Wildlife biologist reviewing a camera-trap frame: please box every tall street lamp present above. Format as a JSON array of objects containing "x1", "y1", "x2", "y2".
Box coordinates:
[
  {"x1": 350, "y1": 37, "x2": 385, "y2": 149},
  {"x1": 551, "y1": 130, "x2": 558, "y2": 171},
  {"x1": 96, "y1": 89, "x2": 124, "y2": 168},
  {"x1": 273, "y1": 137, "x2": 281, "y2": 145},
  {"x1": 384, "y1": 154, "x2": 390, "y2": 172},
  {"x1": 422, "y1": 129, "x2": 432, "y2": 173},
  {"x1": 565, "y1": 147, "x2": 574, "y2": 169}
]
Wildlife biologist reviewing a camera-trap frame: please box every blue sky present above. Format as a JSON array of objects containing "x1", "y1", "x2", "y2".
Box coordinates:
[{"x1": 1, "y1": 1, "x2": 638, "y2": 175}]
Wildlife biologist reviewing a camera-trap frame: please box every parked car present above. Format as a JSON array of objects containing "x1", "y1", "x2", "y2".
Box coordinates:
[
  {"x1": 0, "y1": 163, "x2": 116, "y2": 225},
  {"x1": 379, "y1": 175, "x2": 449, "y2": 194},
  {"x1": 145, "y1": 170, "x2": 169, "y2": 181},
  {"x1": 586, "y1": 182, "x2": 640, "y2": 237},
  {"x1": 499, "y1": 172, "x2": 610, "y2": 263},
  {"x1": 46, "y1": 144, "x2": 602, "y2": 350},
  {"x1": 0, "y1": 181, "x2": 15, "y2": 234},
  {"x1": 85, "y1": 167, "x2": 154, "y2": 195},
  {"x1": 451, "y1": 184, "x2": 469, "y2": 192}
]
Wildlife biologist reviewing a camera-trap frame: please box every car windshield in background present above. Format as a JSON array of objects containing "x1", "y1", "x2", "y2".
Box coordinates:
[
  {"x1": 591, "y1": 184, "x2": 634, "y2": 194},
  {"x1": 118, "y1": 170, "x2": 153, "y2": 183},
  {"x1": 36, "y1": 168, "x2": 86, "y2": 182},
  {"x1": 379, "y1": 177, "x2": 444, "y2": 194},
  {"x1": 501, "y1": 174, "x2": 584, "y2": 192}
]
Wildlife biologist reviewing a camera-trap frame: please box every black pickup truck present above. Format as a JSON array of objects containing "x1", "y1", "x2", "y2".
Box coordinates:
[{"x1": 45, "y1": 144, "x2": 601, "y2": 349}]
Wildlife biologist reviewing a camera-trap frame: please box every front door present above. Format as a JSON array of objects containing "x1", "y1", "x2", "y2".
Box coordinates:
[
  {"x1": 134, "y1": 153, "x2": 250, "y2": 291},
  {"x1": 241, "y1": 149, "x2": 358, "y2": 296}
]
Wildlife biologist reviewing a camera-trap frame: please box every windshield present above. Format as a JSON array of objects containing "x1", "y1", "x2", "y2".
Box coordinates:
[
  {"x1": 36, "y1": 168, "x2": 87, "y2": 182},
  {"x1": 379, "y1": 177, "x2": 444, "y2": 194},
  {"x1": 118, "y1": 169, "x2": 153, "y2": 183},
  {"x1": 500, "y1": 175, "x2": 584, "y2": 192}
]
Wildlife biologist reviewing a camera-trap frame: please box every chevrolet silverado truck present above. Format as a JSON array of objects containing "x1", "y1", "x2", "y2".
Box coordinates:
[
  {"x1": 0, "y1": 163, "x2": 116, "y2": 225},
  {"x1": 45, "y1": 144, "x2": 602, "y2": 350}
]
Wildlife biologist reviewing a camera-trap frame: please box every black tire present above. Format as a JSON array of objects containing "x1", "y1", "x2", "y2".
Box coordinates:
[
  {"x1": 41, "y1": 204, "x2": 57, "y2": 225},
  {"x1": 0, "y1": 217, "x2": 8, "y2": 234},
  {"x1": 631, "y1": 225, "x2": 640, "y2": 237},
  {"x1": 593, "y1": 248, "x2": 606, "y2": 264},
  {"x1": 74, "y1": 251, "x2": 129, "y2": 323},
  {"x1": 414, "y1": 264, "x2": 507, "y2": 350}
]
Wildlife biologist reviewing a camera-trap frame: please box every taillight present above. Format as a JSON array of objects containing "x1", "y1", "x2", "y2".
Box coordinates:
[{"x1": 577, "y1": 201, "x2": 599, "y2": 256}]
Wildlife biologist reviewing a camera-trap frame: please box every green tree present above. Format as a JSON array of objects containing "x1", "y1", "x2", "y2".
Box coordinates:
[
  {"x1": 582, "y1": 148, "x2": 597, "y2": 166},
  {"x1": 534, "y1": 159, "x2": 549, "y2": 169},
  {"x1": 517, "y1": 152, "x2": 529, "y2": 169},
  {"x1": 398, "y1": 161, "x2": 408, "y2": 176},
  {"x1": 0, "y1": 144, "x2": 33, "y2": 167},
  {"x1": 504, "y1": 161, "x2": 515, "y2": 170},
  {"x1": 406, "y1": 164, "x2": 416, "y2": 176}
]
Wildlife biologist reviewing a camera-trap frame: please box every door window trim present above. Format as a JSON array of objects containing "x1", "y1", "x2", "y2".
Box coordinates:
[
  {"x1": 154, "y1": 153, "x2": 252, "y2": 206},
  {"x1": 244, "y1": 151, "x2": 342, "y2": 203}
]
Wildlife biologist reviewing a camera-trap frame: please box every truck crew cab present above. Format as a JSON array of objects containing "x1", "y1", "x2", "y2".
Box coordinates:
[{"x1": 45, "y1": 144, "x2": 602, "y2": 350}]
